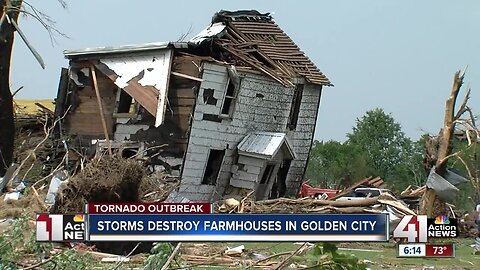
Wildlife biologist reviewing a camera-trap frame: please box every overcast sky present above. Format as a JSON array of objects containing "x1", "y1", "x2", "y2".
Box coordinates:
[{"x1": 10, "y1": 0, "x2": 480, "y2": 142}]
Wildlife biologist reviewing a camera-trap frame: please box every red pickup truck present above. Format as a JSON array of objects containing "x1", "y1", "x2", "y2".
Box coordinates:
[{"x1": 298, "y1": 182, "x2": 339, "y2": 199}]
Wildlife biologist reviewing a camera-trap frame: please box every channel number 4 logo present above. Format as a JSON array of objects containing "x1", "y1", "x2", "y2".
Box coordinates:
[{"x1": 393, "y1": 215, "x2": 428, "y2": 243}]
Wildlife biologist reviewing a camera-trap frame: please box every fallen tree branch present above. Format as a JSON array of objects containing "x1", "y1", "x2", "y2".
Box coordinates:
[
  {"x1": 161, "y1": 243, "x2": 182, "y2": 270},
  {"x1": 111, "y1": 242, "x2": 141, "y2": 270},
  {"x1": 9, "y1": 105, "x2": 70, "y2": 187},
  {"x1": 273, "y1": 242, "x2": 307, "y2": 270},
  {"x1": 31, "y1": 185, "x2": 48, "y2": 211},
  {"x1": 247, "y1": 251, "x2": 293, "y2": 269},
  {"x1": 306, "y1": 206, "x2": 382, "y2": 214},
  {"x1": 21, "y1": 250, "x2": 65, "y2": 270}
]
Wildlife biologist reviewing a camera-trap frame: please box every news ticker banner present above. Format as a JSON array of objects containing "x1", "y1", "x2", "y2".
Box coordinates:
[
  {"x1": 36, "y1": 203, "x2": 389, "y2": 242},
  {"x1": 397, "y1": 243, "x2": 455, "y2": 258},
  {"x1": 88, "y1": 213, "x2": 388, "y2": 241}
]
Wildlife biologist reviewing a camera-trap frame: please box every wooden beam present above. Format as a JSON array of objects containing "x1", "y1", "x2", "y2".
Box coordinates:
[
  {"x1": 34, "y1": 102, "x2": 54, "y2": 115},
  {"x1": 90, "y1": 64, "x2": 112, "y2": 155},
  {"x1": 94, "y1": 62, "x2": 159, "y2": 117},
  {"x1": 171, "y1": 71, "x2": 203, "y2": 82},
  {"x1": 154, "y1": 49, "x2": 173, "y2": 127},
  {"x1": 7, "y1": 15, "x2": 45, "y2": 69}
]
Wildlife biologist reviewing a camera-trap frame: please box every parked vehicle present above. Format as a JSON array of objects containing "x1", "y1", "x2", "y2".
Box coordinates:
[
  {"x1": 298, "y1": 182, "x2": 339, "y2": 200},
  {"x1": 335, "y1": 187, "x2": 392, "y2": 201}
]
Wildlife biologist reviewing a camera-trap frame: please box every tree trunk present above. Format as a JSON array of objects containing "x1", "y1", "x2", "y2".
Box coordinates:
[
  {"x1": 0, "y1": 0, "x2": 22, "y2": 176},
  {"x1": 420, "y1": 71, "x2": 464, "y2": 216}
]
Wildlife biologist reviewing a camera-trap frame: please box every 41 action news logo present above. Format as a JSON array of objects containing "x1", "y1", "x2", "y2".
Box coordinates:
[
  {"x1": 36, "y1": 214, "x2": 85, "y2": 242},
  {"x1": 393, "y1": 215, "x2": 458, "y2": 242}
]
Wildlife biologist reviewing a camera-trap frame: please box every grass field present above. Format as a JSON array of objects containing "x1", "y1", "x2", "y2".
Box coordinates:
[
  {"x1": 192, "y1": 239, "x2": 478, "y2": 269},
  {"x1": 11, "y1": 100, "x2": 479, "y2": 269},
  {"x1": 14, "y1": 99, "x2": 55, "y2": 114}
]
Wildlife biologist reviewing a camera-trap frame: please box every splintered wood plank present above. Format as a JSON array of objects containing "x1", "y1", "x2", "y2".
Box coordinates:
[
  {"x1": 90, "y1": 64, "x2": 112, "y2": 155},
  {"x1": 94, "y1": 62, "x2": 159, "y2": 117}
]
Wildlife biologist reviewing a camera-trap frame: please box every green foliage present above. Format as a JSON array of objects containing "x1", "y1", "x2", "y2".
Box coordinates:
[
  {"x1": 306, "y1": 140, "x2": 368, "y2": 188},
  {"x1": 0, "y1": 216, "x2": 96, "y2": 270},
  {"x1": 388, "y1": 139, "x2": 426, "y2": 190},
  {"x1": 46, "y1": 249, "x2": 95, "y2": 270},
  {"x1": 144, "y1": 242, "x2": 173, "y2": 270},
  {"x1": 24, "y1": 229, "x2": 50, "y2": 254},
  {"x1": 448, "y1": 137, "x2": 480, "y2": 207},
  {"x1": 307, "y1": 108, "x2": 426, "y2": 191},
  {"x1": 0, "y1": 218, "x2": 28, "y2": 268},
  {"x1": 309, "y1": 242, "x2": 367, "y2": 269},
  {"x1": 347, "y1": 108, "x2": 412, "y2": 181}
]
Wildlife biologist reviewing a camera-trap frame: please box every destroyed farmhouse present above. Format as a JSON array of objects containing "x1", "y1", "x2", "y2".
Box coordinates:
[{"x1": 54, "y1": 10, "x2": 332, "y2": 202}]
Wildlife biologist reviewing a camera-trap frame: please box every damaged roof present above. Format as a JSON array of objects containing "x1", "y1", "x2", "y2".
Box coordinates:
[
  {"x1": 238, "y1": 132, "x2": 296, "y2": 160},
  {"x1": 63, "y1": 42, "x2": 188, "y2": 58},
  {"x1": 207, "y1": 10, "x2": 332, "y2": 87},
  {"x1": 64, "y1": 10, "x2": 331, "y2": 87}
]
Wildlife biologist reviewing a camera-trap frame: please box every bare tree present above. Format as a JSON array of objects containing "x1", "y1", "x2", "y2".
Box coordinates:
[
  {"x1": 0, "y1": 0, "x2": 23, "y2": 176},
  {"x1": 0, "y1": 0, "x2": 66, "y2": 176},
  {"x1": 420, "y1": 69, "x2": 480, "y2": 216}
]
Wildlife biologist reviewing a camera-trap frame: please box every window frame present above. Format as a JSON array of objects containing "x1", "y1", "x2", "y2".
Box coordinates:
[
  {"x1": 219, "y1": 78, "x2": 237, "y2": 119},
  {"x1": 287, "y1": 84, "x2": 304, "y2": 130},
  {"x1": 113, "y1": 87, "x2": 140, "y2": 119},
  {"x1": 201, "y1": 148, "x2": 226, "y2": 186}
]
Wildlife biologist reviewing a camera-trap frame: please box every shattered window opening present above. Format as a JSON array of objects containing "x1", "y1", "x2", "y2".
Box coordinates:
[
  {"x1": 260, "y1": 164, "x2": 275, "y2": 184},
  {"x1": 287, "y1": 84, "x2": 304, "y2": 130},
  {"x1": 203, "y1": 88, "x2": 217, "y2": 105},
  {"x1": 117, "y1": 89, "x2": 134, "y2": 113},
  {"x1": 220, "y1": 78, "x2": 236, "y2": 117},
  {"x1": 202, "y1": 149, "x2": 225, "y2": 185},
  {"x1": 202, "y1": 113, "x2": 222, "y2": 122},
  {"x1": 114, "y1": 88, "x2": 140, "y2": 118}
]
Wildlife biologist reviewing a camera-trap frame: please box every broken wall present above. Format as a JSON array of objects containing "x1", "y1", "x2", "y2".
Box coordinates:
[
  {"x1": 122, "y1": 54, "x2": 200, "y2": 160},
  {"x1": 62, "y1": 65, "x2": 116, "y2": 138},
  {"x1": 178, "y1": 62, "x2": 321, "y2": 201},
  {"x1": 55, "y1": 53, "x2": 201, "y2": 171},
  {"x1": 285, "y1": 83, "x2": 322, "y2": 195}
]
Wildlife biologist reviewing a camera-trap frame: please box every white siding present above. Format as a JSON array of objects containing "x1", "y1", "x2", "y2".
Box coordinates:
[{"x1": 179, "y1": 63, "x2": 322, "y2": 201}]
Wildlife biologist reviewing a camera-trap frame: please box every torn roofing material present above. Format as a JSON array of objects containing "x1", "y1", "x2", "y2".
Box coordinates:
[
  {"x1": 189, "y1": 22, "x2": 226, "y2": 45},
  {"x1": 96, "y1": 49, "x2": 173, "y2": 127},
  {"x1": 209, "y1": 10, "x2": 332, "y2": 87},
  {"x1": 63, "y1": 10, "x2": 331, "y2": 87},
  {"x1": 63, "y1": 42, "x2": 187, "y2": 58},
  {"x1": 237, "y1": 132, "x2": 296, "y2": 160}
]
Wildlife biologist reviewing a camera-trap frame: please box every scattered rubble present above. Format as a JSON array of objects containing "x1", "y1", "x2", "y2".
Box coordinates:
[
  {"x1": 332, "y1": 176, "x2": 386, "y2": 200},
  {"x1": 400, "y1": 185, "x2": 426, "y2": 198},
  {"x1": 1, "y1": 9, "x2": 478, "y2": 270},
  {"x1": 216, "y1": 192, "x2": 415, "y2": 217}
]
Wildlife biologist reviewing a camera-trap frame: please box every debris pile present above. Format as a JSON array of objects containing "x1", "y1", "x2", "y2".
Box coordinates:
[
  {"x1": 399, "y1": 185, "x2": 426, "y2": 211},
  {"x1": 0, "y1": 187, "x2": 47, "y2": 218},
  {"x1": 399, "y1": 185, "x2": 426, "y2": 198},
  {"x1": 216, "y1": 192, "x2": 415, "y2": 217},
  {"x1": 332, "y1": 176, "x2": 386, "y2": 200},
  {"x1": 459, "y1": 210, "x2": 480, "y2": 237},
  {"x1": 51, "y1": 155, "x2": 146, "y2": 214},
  {"x1": 139, "y1": 171, "x2": 180, "y2": 202},
  {"x1": 179, "y1": 243, "x2": 312, "y2": 269}
]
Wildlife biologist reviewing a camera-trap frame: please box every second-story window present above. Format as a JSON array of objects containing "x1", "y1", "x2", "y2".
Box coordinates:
[
  {"x1": 287, "y1": 84, "x2": 304, "y2": 130},
  {"x1": 220, "y1": 79, "x2": 236, "y2": 118}
]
